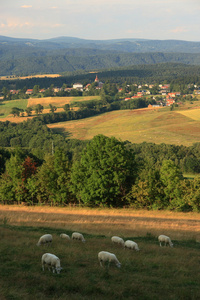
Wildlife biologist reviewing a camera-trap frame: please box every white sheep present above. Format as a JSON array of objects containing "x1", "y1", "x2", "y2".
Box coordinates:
[
  {"x1": 124, "y1": 240, "x2": 140, "y2": 251},
  {"x1": 37, "y1": 234, "x2": 53, "y2": 246},
  {"x1": 158, "y1": 235, "x2": 173, "y2": 247},
  {"x1": 71, "y1": 232, "x2": 86, "y2": 243},
  {"x1": 41, "y1": 253, "x2": 62, "y2": 274},
  {"x1": 60, "y1": 233, "x2": 70, "y2": 240},
  {"x1": 98, "y1": 251, "x2": 121, "y2": 268},
  {"x1": 111, "y1": 236, "x2": 125, "y2": 247}
]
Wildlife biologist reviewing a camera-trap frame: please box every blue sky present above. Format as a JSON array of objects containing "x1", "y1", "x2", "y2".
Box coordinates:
[{"x1": 1, "y1": 0, "x2": 200, "y2": 41}]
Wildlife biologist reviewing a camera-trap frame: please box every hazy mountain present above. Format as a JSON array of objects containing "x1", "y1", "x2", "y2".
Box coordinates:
[{"x1": 1, "y1": 35, "x2": 200, "y2": 75}]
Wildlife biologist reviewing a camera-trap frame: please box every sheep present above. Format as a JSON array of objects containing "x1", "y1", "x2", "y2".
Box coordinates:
[
  {"x1": 37, "y1": 234, "x2": 52, "y2": 246},
  {"x1": 98, "y1": 251, "x2": 121, "y2": 268},
  {"x1": 111, "y1": 236, "x2": 125, "y2": 247},
  {"x1": 124, "y1": 240, "x2": 140, "y2": 251},
  {"x1": 158, "y1": 235, "x2": 173, "y2": 247},
  {"x1": 71, "y1": 232, "x2": 86, "y2": 243},
  {"x1": 41, "y1": 253, "x2": 62, "y2": 274},
  {"x1": 60, "y1": 233, "x2": 70, "y2": 240}
]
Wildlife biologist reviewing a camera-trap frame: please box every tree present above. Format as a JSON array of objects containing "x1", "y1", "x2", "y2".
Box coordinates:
[
  {"x1": 160, "y1": 159, "x2": 183, "y2": 208},
  {"x1": 35, "y1": 104, "x2": 44, "y2": 115},
  {"x1": 49, "y1": 104, "x2": 57, "y2": 114},
  {"x1": 33, "y1": 85, "x2": 40, "y2": 95},
  {"x1": 10, "y1": 107, "x2": 24, "y2": 117},
  {"x1": 25, "y1": 107, "x2": 33, "y2": 116},
  {"x1": 70, "y1": 134, "x2": 136, "y2": 207},
  {"x1": 36, "y1": 149, "x2": 71, "y2": 205}
]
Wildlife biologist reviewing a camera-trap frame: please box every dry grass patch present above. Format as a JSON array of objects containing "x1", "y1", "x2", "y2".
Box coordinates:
[
  {"x1": 0, "y1": 205, "x2": 199, "y2": 241},
  {"x1": 27, "y1": 96, "x2": 100, "y2": 108},
  {"x1": 48, "y1": 108, "x2": 200, "y2": 146}
]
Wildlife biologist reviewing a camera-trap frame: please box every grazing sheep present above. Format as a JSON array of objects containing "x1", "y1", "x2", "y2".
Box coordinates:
[
  {"x1": 60, "y1": 233, "x2": 70, "y2": 240},
  {"x1": 124, "y1": 240, "x2": 140, "y2": 251},
  {"x1": 37, "y1": 234, "x2": 52, "y2": 246},
  {"x1": 42, "y1": 253, "x2": 62, "y2": 274},
  {"x1": 98, "y1": 251, "x2": 121, "y2": 268},
  {"x1": 158, "y1": 235, "x2": 173, "y2": 247},
  {"x1": 72, "y1": 232, "x2": 86, "y2": 243},
  {"x1": 111, "y1": 236, "x2": 125, "y2": 247}
]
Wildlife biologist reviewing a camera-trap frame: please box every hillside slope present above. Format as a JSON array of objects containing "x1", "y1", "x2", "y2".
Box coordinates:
[
  {"x1": 47, "y1": 107, "x2": 200, "y2": 146},
  {"x1": 1, "y1": 36, "x2": 200, "y2": 75}
]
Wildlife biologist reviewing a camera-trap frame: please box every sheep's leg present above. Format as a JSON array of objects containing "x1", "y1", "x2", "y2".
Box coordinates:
[
  {"x1": 99, "y1": 260, "x2": 103, "y2": 267},
  {"x1": 159, "y1": 242, "x2": 162, "y2": 247}
]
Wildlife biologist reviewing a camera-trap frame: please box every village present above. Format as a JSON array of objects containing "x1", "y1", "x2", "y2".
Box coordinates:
[{"x1": 1, "y1": 74, "x2": 200, "y2": 109}]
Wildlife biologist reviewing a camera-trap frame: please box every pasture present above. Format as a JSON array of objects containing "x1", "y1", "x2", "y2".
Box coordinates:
[
  {"x1": 48, "y1": 107, "x2": 200, "y2": 146},
  {"x1": 0, "y1": 206, "x2": 199, "y2": 299}
]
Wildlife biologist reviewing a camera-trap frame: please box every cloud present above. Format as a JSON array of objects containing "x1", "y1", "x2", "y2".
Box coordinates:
[
  {"x1": 171, "y1": 27, "x2": 188, "y2": 34},
  {"x1": 21, "y1": 5, "x2": 32, "y2": 8}
]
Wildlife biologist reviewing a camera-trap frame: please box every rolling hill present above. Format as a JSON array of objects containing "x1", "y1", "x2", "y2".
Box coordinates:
[
  {"x1": 47, "y1": 105, "x2": 200, "y2": 146},
  {"x1": 1, "y1": 35, "x2": 200, "y2": 76}
]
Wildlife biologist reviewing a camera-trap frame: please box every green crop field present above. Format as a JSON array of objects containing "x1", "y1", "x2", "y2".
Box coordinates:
[
  {"x1": 48, "y1": 107, "x2": 200, "y2": 146},
  {"x1": 0, "y1": 99, "x2": 28, "y2": 118},
  {"x1": 0, "y1": 205, "x2": 199, "y2": 300}
]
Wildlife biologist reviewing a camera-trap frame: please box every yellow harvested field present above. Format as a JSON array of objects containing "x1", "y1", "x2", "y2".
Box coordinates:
[
  {"x1": 177, "y1": 107, "x2": 200, "y2": 121},
  {"x1": 27, "y1": 96, "x2": 100, "y2": 108},
  {"x1": 0, "y1": 74, "x2": 61, "y2": 80}
]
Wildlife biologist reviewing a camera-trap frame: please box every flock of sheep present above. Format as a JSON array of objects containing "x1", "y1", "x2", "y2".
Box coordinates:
[{"x1": 37, "y1": 232, "x2": 173, "y2": 274}]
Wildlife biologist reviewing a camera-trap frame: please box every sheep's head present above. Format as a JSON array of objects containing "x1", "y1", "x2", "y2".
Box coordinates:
[{"x1": 56, "y1": 267, "x2": 63, "y2": 274}]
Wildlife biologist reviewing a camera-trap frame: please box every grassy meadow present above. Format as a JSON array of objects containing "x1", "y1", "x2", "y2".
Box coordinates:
[
  {"x1": 0, "y1": 206, "x2": 199, "y2": 299},
  {"x1": 0, "y1": 99, "x2": 28, "y2": 118},
  {"x1": 48, "y1": 106, "x2": 200, "y2": 146}
]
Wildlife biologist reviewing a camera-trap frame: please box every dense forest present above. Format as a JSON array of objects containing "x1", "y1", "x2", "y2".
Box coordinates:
[
  {"x1": 1, "y1": 63, "x2": 200, "y2": 91},
  {"x1": 1, "y1": 52, "x2": 200, "y2": 76},
  {"x1": 1, "y1": 35, "x2": 200, "y2": 76}
]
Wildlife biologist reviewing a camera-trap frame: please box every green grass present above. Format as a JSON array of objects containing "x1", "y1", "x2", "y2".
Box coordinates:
[
  {"x1": 0, "y1": 99, "x2": 28, "y2": 118},
  {"x1": 0, "y1": 223, "x2": 199, "y2": 300}
]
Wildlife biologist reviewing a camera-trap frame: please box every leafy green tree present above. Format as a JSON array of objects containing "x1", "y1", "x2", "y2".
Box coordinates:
[
  {"x1": 25, "y1": 107, "x2": 33, "y2": 116},
  {"x1": 70, "y1": 134, "x2": 136, "y2": 207},
  {"x1": 160, "y1": 159, "x2": 183, "y2": 208},
  {"x1": 125, "y1": 169, "x2": 164, "y2": 209},
  {"x1": 35, "y1": 104, "x2": 44, "y2": 115},
  {"x1": 10, "y1": 107, "x2": 24, "y2": 117},
  {"x1": 49, "y1": 104, "x2": 57, "y2": 114},
  {"x1": 63, "y1": 104, "x2": 70, "y2": 111},
  {"x1": 36, "y1": 149, "x2": 71, "y2": 205},
  {"x1": 33, "y1": 85, "x2": 40, "y2": 95}
]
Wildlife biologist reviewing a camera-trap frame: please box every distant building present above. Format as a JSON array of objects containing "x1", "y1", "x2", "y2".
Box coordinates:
[
  {"x1": 26, "y1": 89, "x2": 33, "y2": 95},
  {"x1": 94, "y1": 75, "x2": 103, "y2": 89},
  {"x1": 73, "y1": 83, "x2": 83, "y2": 91}
]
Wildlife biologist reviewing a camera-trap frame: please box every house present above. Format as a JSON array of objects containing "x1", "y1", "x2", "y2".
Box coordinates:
[
  {"x1": 166, "y1": 97, "x2": 175, "y2": 106},
  {"x1": 10, "y1": 90, "x2": 19, "y2": 94},
  {"x1": 73, "y1": 83, "x2": 83, "y2": 91},
  {"x1": 26, "y1": 89, "x2": 33, "y2": 95}
]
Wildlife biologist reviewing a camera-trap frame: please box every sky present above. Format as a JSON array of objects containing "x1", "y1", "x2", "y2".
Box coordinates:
[{"x1": 1, "y1": 0, "x2": 200, "y2": 42}]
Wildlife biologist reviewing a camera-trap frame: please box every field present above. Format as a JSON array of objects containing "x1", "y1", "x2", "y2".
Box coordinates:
[
  {"x1": 0, "y1": 96, "x2": 100, "y2": 122},
  {"x1": 48, "y1": 106, "x2": 200, "y2": 146},
  {"x1": 0, "y1": 74, "x2": 61, "y2": 80},
  {"x1": 1, "y1": 96, "x2": 200, "y2": 146},
  {"x1": 0, "y1": 206, "x2": 200, "y2": 300}
]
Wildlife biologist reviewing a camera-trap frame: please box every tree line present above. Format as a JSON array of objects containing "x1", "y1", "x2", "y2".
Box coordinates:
[{"x1": 0, "y1": 132, "x2": 200, "y2": 211}]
